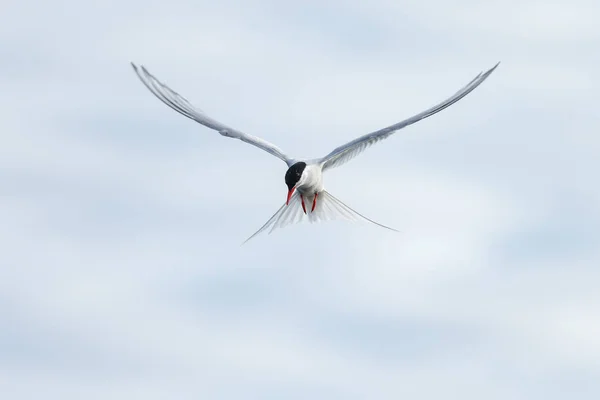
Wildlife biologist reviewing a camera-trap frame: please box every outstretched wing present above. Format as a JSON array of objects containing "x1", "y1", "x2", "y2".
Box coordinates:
[
  {"x1": 319, "y1": 62, "x2": 500, "y2": 171},
  {"x1": 131, "y1": 63, "x2": 295, "y2": 166}
]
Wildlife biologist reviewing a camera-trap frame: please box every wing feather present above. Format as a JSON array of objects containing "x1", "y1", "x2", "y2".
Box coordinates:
[
  {"x1": 319, "y1": 62, "x2": 500, "y2": 171},
  {"x1": 131, "y1": 63, "x2": 295, "y2": 166}
]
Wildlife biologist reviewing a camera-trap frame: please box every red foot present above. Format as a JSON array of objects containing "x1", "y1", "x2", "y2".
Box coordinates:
[
  {"x1": 311, "y1": 192, "x2": 318, "y2": 212},
  {"x1": 300, "y1": 195, "x2": 307, "y2": 214}
]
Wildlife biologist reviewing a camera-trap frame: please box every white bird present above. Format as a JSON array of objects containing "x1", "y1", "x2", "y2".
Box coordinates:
[{"x1": 131, "y1": 61, "x2": 499, "y2": 243}]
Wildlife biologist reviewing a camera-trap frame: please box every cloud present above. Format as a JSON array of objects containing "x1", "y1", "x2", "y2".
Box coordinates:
[{"x1": 1, "y1": 0, "x2": 599, "y2": 399}]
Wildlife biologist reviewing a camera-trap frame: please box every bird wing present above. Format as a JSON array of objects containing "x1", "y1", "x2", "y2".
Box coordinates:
[
  {"x1": 131, "y1": 63, "x2": 296, "y2": 166},
  {"x1": 318, "y1": 62, "x2": 500, "y2": 171}
]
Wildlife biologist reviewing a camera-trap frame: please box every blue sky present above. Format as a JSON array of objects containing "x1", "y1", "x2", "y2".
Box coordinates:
[{"x1": 1, "y1": 0, "x2": 599, "y2": 398}]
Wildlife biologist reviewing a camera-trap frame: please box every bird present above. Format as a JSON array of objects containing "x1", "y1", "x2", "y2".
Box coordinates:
[{"x1": 131, "y1": 61, "x2": 499, "y2": 243}]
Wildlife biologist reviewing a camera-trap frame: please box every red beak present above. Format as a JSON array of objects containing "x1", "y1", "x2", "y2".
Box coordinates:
[{"x1": 286, "y1": 187, "x2": 296, "y2": 205}]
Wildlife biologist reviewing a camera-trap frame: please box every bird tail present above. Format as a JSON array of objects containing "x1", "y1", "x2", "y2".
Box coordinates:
[{"x1": 242, "y1": 190, "x2": 397, "y2": 244}]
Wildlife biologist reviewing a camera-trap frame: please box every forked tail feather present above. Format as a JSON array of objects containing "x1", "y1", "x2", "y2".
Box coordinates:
[{"x1": 242, "y1": 190, "x2": 397, "y2": 244}]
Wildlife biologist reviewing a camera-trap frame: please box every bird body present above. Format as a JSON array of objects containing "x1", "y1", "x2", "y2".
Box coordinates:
[
  {"x1": 131, "y1": 61, "x2": 499, "y2": 242},
  {"x1": 297, "y1": 163, "x2": 324, "y2": 196}
]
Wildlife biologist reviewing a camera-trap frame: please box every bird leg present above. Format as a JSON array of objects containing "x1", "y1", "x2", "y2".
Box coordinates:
[
  {"x1": 300, "y1": 195, "x2": 307, "y2": 214},
  {"x1": 311, "y1": 192, "x2": 318, "y2": 212}
]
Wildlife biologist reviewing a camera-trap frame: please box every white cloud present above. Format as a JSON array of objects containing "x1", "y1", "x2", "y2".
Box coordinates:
[{"x1": 1, "y1": 0, "x2": 599, "y2": 398}]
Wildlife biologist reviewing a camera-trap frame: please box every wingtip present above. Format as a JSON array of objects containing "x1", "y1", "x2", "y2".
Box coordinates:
[
  {"x1": 479, "y1": 61, "x2": 501, "y2": 79},
  {"x1": 130, "y1": 62, "x2": 152, "y2": 78},
  {"x1": 139, "y1": 65, "x2": 154, "y2": 79},
  {"x1": 130, "y1": 62, "x2": 144, "y2": 78}
]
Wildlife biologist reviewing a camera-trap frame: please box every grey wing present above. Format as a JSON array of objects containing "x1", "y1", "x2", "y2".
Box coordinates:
[
  {"x1": 131, "y1": 63, "x2": 295, "y2": 166},
  {"x1": 319, "y1": 62, "x2": 500, "y2": 171}
]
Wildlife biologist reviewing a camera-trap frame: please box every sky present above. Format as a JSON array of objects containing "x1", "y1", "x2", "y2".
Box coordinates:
[{"x1": 1, "y1": 0, "x2": 599, "y2": 398}]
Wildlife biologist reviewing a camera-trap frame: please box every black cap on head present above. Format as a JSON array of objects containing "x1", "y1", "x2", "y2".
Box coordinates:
[{"x1": 285, "y1": 162, "x2": 306, "y2": 190}]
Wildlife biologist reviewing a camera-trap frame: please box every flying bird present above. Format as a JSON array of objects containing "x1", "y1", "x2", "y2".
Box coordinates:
[{"x1": 131, "y1": 61, "x2": 499, "y2": 243}]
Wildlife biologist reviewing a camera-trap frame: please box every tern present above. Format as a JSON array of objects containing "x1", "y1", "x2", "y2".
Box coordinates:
[{"x1": 131, "y1": 61, "x2": 499, "y2": 242}]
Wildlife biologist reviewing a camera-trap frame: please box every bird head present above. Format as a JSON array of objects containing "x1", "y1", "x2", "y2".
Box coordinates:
[{"x1": 284, "y1": 162, "x2": 307, "y2": 205}]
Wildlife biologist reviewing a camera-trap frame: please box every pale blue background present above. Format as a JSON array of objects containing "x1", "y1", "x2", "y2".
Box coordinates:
[{"x1": 1, "y1": 0, "x2": 599, "y2": 398}]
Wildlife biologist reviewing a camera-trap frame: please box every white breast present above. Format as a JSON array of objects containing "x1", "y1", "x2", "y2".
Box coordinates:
[{"x1": 297, "y1": 164, "x2": 324, "y2": 194}]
